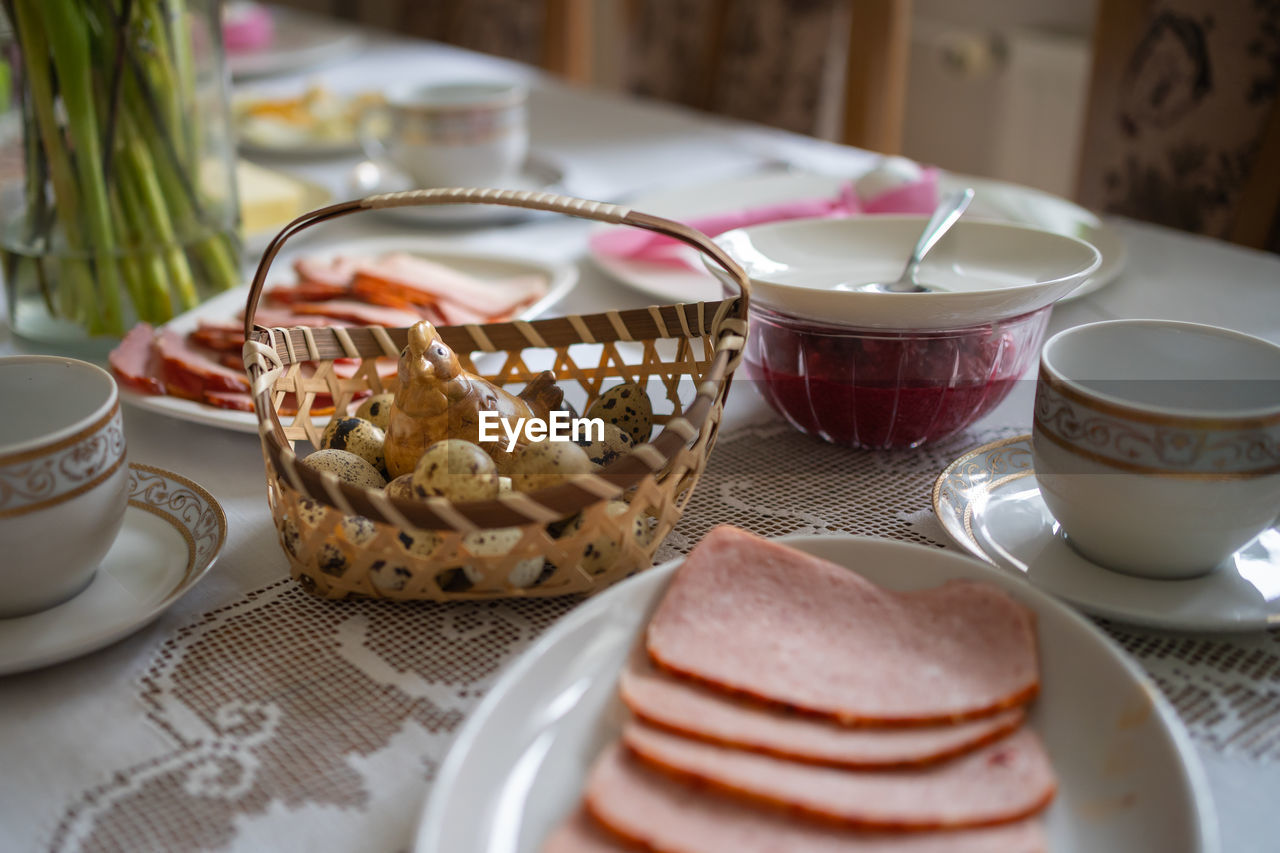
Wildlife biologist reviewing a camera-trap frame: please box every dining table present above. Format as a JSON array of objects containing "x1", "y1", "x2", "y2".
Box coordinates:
[{"x1": 2, "y1": 16, "x2": 1279, "y2": 853}]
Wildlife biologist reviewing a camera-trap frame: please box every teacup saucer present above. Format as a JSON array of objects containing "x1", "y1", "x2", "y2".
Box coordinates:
[
  {"x1": 347, "y1": 155, "x2": 567, "y2": 227},
  {"x1": 0, "y1": 464, "x2": 226, "y2": 675},
  {"x1": 934, "y1": 435, "x2": 1280, "y2": 632}
]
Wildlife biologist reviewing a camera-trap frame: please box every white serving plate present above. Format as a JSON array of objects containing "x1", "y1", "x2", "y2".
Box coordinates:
[
  {"x1": 120, "y1": 237, "x2": 578, "y2": 434},
  {"x1": 415, "y1": 534, "x2": 1218, "y2": 853},
  {"x1": 0, "y1": 464, "x2": 225, "y2": 675},
  {"x1": 591, "y1": 171, "x2": 1127, "y2": 305},
  {"x1": 934, "y1": 435, "x2": 1280, "y2": 632}
]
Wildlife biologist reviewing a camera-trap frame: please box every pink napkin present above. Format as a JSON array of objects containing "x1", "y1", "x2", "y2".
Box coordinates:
[{"x1": 592, "y1": 169, "x2": 940, "y2": 270}]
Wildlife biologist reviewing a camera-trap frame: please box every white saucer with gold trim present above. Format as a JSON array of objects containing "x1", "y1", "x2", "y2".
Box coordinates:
[
  {"x1": 934, "y1": 435, "x2": 1280, "y2": 632},
  {"x1": 0, "y1": 464, "x2": 226, "y2": 675}
]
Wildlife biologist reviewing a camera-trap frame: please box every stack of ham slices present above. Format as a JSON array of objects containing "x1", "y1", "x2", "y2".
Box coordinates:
[
  {"x1": 545, "y1": 526, "x2": 1056, "y2": 852},
  {"x1": 109, "y1": 252, "x2": 547, "y2": 413}
]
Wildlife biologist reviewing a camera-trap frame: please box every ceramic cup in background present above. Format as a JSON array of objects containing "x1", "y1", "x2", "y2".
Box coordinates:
[
  {"x1": 1032, "y1": 320, "x2": 1280, "y2": 579},
  {"x1": 361, "y1": 81, "x2": 529, "y2": 188},
  {"x1": 0, "y1": 357, "x2": 129, "y2": 616}
]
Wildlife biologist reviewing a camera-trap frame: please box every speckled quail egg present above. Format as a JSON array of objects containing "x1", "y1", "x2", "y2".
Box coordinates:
[
  {"x1": 354, "y1": 392, "x2": 395, "y2": 431},
  {"x1": 507, "y1": 441, "x2": 595, "y2": 493},
  {"x1": 302, "y1": 448, "x2": 387, "y2": 490},
  {"x1": 369, "y1": 559, "x2": 415, "y2": 593},
  {"x1": 412, "y1": 439, "x2": 500, "y2": 502},
  {"x1": 576, "y1": 422, "x2": 634, "y2": 468},
  {"x1": 498, "y1": 476, "x2": 513, "y2": 494},
  {"x1": 397, "y1": 528, "x2": 443, "y2": 559},
  {"x1": 280, "y1": 517, "x2": 301, "y2": 556},
  {"x1": 296, "y1": 497, "x2": 328, "y2": 528},
  {"x1": 386, "y1": 474, "x2": 416, "y2": 500},
  {"x1": 338, "y1": 515, "x2": 378, "y2": 545},
  {"x1": 461, "y1": 527, "x2": 545, "y2": 588},
  {"x1": 316, "y1": 515, "x2": 379, "y2": 578},
  {"x1": 565, "y1": 501, "x2": 653, "y2": 574},
  {"x1": 320, "y1": 417, "x2": 386, "y2": 475},
  {"x1": 586, "y1": 382, "x2": 653, "y2": 445}
]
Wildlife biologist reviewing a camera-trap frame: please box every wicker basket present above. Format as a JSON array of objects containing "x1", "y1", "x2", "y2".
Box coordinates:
[{"x1": 243, "y1": 187, "x2": 750, "y2": 600}]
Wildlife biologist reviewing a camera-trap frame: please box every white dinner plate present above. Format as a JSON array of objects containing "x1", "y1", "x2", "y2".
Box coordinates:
[
  {"x1": 591, "y1": 170, "x2": 1126, "y2": 305},
  {"x1": 415, "y1": 534, "x2": 1217, "y2": 853},
  {"x1": 0, "y1": 464, "x2": 225, "y2": 676},
  {"x1": 934, "y1": 435, "x2": 1280, "y2": 632},
  {"x1": 347, "y1": 156, "x2": 568, "y2": 227},
  {"x1": 120, "y1": 237, "x2": 579, "y2": 434}
]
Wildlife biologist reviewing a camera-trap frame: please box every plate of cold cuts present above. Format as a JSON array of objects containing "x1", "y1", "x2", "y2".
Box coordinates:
[
  {"x1": 109, "y1": 236, "x2": 577, "y2": 434},
  {"x1": 415, "y1": 526, "x2": 1218, "y2": 853}
]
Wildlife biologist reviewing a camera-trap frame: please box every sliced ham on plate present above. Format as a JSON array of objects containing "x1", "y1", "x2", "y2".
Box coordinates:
[
  {"x1": 645, "y1": 526, "x2": 1039, "y2": 724},
  {"x1": 619, "y1": 647, "x2": 1026, "y2": 768},
  {"x1": 264, "y1": 280, "x2": 351, "y2": 304},
  {"x1": 621, "y1": 720, "x2": 1055, "y2": 830},
  {"x1": 293, "y1": 255, "x2": 363, "y2": 289},
  {"x1": 582, "y1": 743, "x2": 1049, "y2": 853},
  {"x1": 287, "y1": 299, "x2": 426, "y2": 328},
  {"x1": 352, "y1": 252, "x2": 545, "y2": 316},
  {"x1": 542, "y1": 809, "x2": 630, "y2": 853},
  {"x1": 155, "y1": 328, "x2": 250, "y2": 400},
  {"x1": 109, "y1": 323, "x2": 166, "y2": 395}
]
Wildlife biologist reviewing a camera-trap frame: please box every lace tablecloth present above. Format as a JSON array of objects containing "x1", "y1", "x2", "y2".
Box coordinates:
[{"x1": 11, "y1": 417, "x2": 1273, "y2": 853}]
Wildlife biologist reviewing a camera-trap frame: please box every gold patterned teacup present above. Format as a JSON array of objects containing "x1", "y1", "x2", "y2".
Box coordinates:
[
  {"x1": 0, "y1": 356, "x2": 128, "y2": 616},
  {"x1": 1032, "y1": 320, "x2": 1280, "y2": 579}
]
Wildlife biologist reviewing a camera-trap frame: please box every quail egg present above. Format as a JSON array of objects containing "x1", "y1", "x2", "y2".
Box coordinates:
[
  {"x1": 507, "y1": 441, "x2": 595, "y2": 493},
  {"x1": 296, "y1": 497, "x2": 328, "y2": 528},
  {"x1": 386, "y1": 474, "x2": 416, "y2": 500},
  {"x1": 316, "y1": 515, "x2": 379, "y2": 578},
  {"x1": 462, "y1": 527, "x2": 545, "y2": 588},
  {"x1": 586, "y1": 382, "x2": 653, "y2": 444},
  {"x1": 412, "y1": 439, "x2": 500, "y2": 502},
  {"x1": 565, "y1": 501, "x2": 653, "y2": 574},
  {"x1": 369, "y1": 559, "x2": 415, "y2": 593},
  {"x1": 302, "y1": 448, "x2": 387, "y2": 490},
  {"x1": 576, "y1": 422, "x2": 634, "y2": 468},
  {"x1": 280, "y1": 516, "x2": 301, "y2": 556},
  {"x1": 354, "y1": 392, "x2": 395, "y2": 431},
  {"x1": 397, "y1": 528, "x2": 443, "y2": 559},
  {"x1": 338, "y1": 515, "x2": 378, "y2": 545},
  {"x1": 498, "y1": 475, "x2": 513, "y2": 494},
  {"x1": 320, "y1": 417, "x2": 386, "y2": 475}
]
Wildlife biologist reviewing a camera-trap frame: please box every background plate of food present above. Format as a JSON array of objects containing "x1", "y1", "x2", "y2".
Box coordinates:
[
  {"x1": 414, "y1": 530, "x2": 1217, "y2": 853},
  {"x1": 590, "y1": 167, "x2": 1125, "y2": 306},
  {"x1": 111, "y1": 237, "x2": 578, "y2": 434}
]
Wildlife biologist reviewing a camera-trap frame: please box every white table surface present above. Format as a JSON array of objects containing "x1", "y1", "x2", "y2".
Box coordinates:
[{"x1": 2, "y1": 27, "x2": 1279, "y2": 853}]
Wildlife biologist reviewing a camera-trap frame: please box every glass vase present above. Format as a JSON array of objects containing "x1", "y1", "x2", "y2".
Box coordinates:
[{"x1": 0, "y1": 0, "x2": 241, "y2": 353}]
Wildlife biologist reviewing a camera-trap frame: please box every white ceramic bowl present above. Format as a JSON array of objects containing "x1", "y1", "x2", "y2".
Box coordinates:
[
  {"x1": 1032, "y1": 320, "x2": 1280, "y2": 579},
  {"x1": 709, "y1": 216, "x2": 1102, "y2": 330},
  {"x1": 0, "y1": 357, "x2": 129, "y2": 616}
]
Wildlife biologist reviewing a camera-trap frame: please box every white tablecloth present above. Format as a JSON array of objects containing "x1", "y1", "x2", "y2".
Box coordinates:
[{"x1": 1, "y1": 31, "x2": 1278, "y2": 853}]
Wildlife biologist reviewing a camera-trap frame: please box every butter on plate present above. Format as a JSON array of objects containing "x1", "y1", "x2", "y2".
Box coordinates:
[{"x1": 201, "y1": 159, "x2": 332, "y2": 247}]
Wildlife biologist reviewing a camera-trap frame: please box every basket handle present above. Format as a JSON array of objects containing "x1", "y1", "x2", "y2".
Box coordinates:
[{"x1": 243, "y1": 187, "x2": 752, "y2": 342}]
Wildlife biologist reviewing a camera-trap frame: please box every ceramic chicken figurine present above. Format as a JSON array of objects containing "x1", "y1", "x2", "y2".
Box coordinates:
[{"x1": 384, "y1": 321, "x2": 564, "y2": 478}]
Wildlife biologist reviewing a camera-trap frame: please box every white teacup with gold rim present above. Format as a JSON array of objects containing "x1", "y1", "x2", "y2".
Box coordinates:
[
  {"x1": 1032, "y1": 320, "x2": 1280, "y2": 579},
  {"x1": 0, "y1": 356, "x2": 128, "y2": 616}
]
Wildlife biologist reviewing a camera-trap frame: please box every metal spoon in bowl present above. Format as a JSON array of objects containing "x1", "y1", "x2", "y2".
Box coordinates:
[{"x1": 849, "y1": 187, "x2": 975, "y2": 294}]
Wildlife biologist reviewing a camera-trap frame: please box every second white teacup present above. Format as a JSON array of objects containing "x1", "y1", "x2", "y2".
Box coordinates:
[
  {"x1": 363, "y1": 80, "x2": 529, "y2": 188},
  {"x1": 1032, "y1": 320, "x2": 1280, "y2": 579}
]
